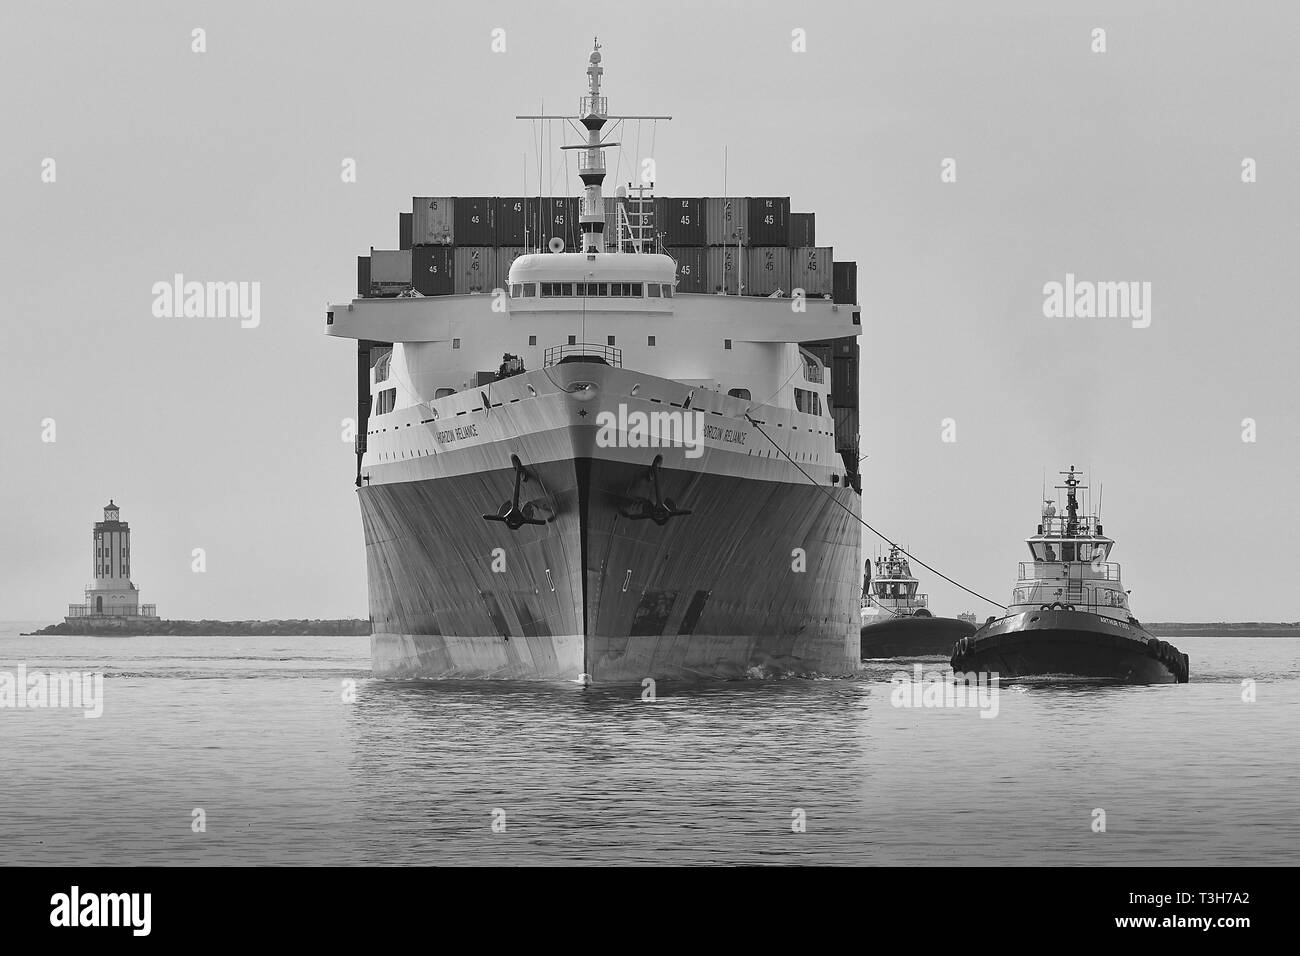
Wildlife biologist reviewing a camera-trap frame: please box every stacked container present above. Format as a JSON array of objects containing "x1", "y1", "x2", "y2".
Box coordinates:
[
  {"x1": 833, "y1": 261, "x2": 858, "y2": 304},
  {"x1": 706, "y1": 246, "x2": 743, "y2": 295},
  {"x1": 602, "y1": 196, "x2": 624, "y2": 250},
  {"x1": 831, "y1": 338, "x2": 859, "y2": 408},
  {"x1": 787, "y1": 212, "x2": 815, "y2": 247},
  {"x1": 357, "y1": 255, "x2": 371, "y2": 297},
  {"x1": 412, "y1": 197, "x2": 455, "y2": 245},
  {"x1": 789, "y1": 247, "x2": 833, "y2": 297},
  {"x1": 531, "y1": 197, "x2": 580, "y2": 251},
  {"x1": 369, "y1": 249, "x2": 412, "y2": 295},
  {"x1": 705, "y1": 197, "x2": 748, "y2": 247},
  {"x1": 657, "y1": 198, "x2": 705, "y2": 246},
  {"x1": 747, "y1": 197, "x2": 790, "y2": 246},
  {"x1": 744, "y1": 246, "x2": 791, "y2": 296},
  {"x1": 453, "y1": 247, "x2": 499, "y2": 294},
  {"x1": 496, "y1": 247, "x2": 528, "y2": 284},
  {"x1": 411, "y1": 246, "x2": 454, "y2": 296},
  {"x1": 454, "y1": 197, "x2": 495, "y2": 246},
  {"x1": 667, "y1": 247, "x2": 707, "y2": 293},
  {"x1": 494, "y1": 198, "x2": 528, "y2": 246}
]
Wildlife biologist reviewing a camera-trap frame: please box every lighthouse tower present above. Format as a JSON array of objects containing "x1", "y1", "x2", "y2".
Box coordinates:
[{"x1": 67, "y1": 500, "x2": 157, "y2": 620}]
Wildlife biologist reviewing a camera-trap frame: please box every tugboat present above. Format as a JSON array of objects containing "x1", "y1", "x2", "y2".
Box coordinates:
[
  {"x1": 859, "y1": 545, "x2": 976, "y2": 657},
  {"x1": 951, "y1": 467, "x2": 1189, "y2": 683}
]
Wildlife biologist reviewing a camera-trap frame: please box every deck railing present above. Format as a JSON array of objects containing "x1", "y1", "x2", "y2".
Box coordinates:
[
  {"x1": 544, "y1": 343, "x2": 622, "y2": 368},
  {"x1": 1010, "y1": 581, "x2": 1129, "y2": 611},
  {"x1": 67, "y1": 604, "x2": 158, "y2": 618}
]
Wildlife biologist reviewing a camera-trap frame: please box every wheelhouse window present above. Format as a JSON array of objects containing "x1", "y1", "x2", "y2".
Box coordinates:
[
  {"x1": 647, "y1": 284, "x2": 662, "y2": 298},
  {"x1": 1031, "y1": 542, "x2": 1060, "y2": 562},
  {"x1": 434, "y1": 387, "x2": 455, "y2": 399},
  {"x1": 662, "y1": 285, "x2": 674, "y2": 298},
  {"x1": 727, "y1": 388, "x2": 751, "y2": 400},
  {"x1": 375, "y1": 387, "x2": 397, "y2": 415},
  {"x1": 523, "y1": 283, "x2": 536, "y2": 297}
]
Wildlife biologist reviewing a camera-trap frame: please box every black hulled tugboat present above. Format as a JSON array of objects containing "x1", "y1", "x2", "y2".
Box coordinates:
[
  {"x1": 860, "y1": 545, "x2": 976, "y2": 657},
  {"x1": 951, "y1": 467, "x2": 1189, "y2": 683}
]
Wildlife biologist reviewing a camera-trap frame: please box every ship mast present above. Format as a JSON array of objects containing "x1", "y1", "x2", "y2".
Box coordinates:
[
  {"x1": 1061, "y1": 466, "x2": 1081, "y2": 537},
  {"x1": 576, "y1": 41, "x2": 607, "y2": 254},
  {"x1": 516, "y1": 39, "x2": 671, "y2": 254}
]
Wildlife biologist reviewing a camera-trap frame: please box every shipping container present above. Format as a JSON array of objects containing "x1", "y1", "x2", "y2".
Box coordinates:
[
  {"x1": 832, "y1": 406, "x2": 859, "y2": 455},
  {"x1": 495, "y1": 247, "x2": 528, "y2": 284},
  {"x1": 667, "y1": 247, "x2": 707, "y2": 293},
  {"x1": 357, "y1": 256, "x2": 370, "y2": 297},
  {"x1": 832, "y1": 349, "x2": 859, "y2": 408},
  {"x1": 790, "y1": 246, "x2": 833, "y2": 297},
  {"x1": 833, "y1": 261, "x2": 858, "y2": 304},
  {"x1": 494, "y1": 197, "x2": 528, "y2": 246},
  {"x1": 787, "y1": 212, "x2": 815, "y2": 247},
  {"x1": 656, "y1": 197, "x2": 705, "y2": 246},
  {"x1": 744, "y1": 246, "x2": 792, "y2": 296},
  {"x1": 706, "y1": 246, "x2": 743, "y2": 295},
  {"x1": 705, "y1": 197, "x2": 748, "y2": 246},
  {"x1": 453, "y1": 246, "x2": 500, "y2": 294},
  {"x1": 399, "y1": 212, "x2": 412, "y2": 250},
  {"x1": 602, "y1": 196, "x2": 624, "y2": 249},
  {"x1": 412, "y1": 246, "x2": 454, "y2": 296},
  {"x1": 747, "y1": 197, "x2": 790, "y2": 246},
  {"x1": 412, "y1": 197, "x2": 455, "y2": 245},
  {"x1": 454, "y1": 197, "x2": 495, "y2": 246},
  {"x1": 369, "y1": 249, "x2": 411, "y2": 289},
  {"x1": 529, "y1": 197, "x2": 580, "y2": 251}
]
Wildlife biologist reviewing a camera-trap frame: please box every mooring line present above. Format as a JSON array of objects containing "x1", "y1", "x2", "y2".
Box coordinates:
[{"x1": 744, "y1": 415, "x2": 1008, "y2": 612}]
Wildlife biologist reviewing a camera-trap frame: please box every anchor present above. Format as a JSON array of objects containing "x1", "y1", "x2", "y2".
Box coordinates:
[
  {"x1": 620, "y1": 454, "x2": 692, "y2": 526},
  {"x1": 482, "y1": 455, "x2": 547, "y2": 530}
]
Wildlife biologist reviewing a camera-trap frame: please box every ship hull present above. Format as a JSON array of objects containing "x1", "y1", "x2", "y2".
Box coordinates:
[
  {"x1": 950, "y1": 608, "x2": 1189, "y2": 684},
  {"x1": 859, "y1": 615, "x2": 976, "y2": 658},
  {"x1": 359, "y1": 365, "x2": 860, "y2": 682}
]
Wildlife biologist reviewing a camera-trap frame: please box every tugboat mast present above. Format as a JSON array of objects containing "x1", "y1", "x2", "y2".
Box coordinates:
[{"x1": 1062, "y1": 466, "x2": 1081, "y2": 537}]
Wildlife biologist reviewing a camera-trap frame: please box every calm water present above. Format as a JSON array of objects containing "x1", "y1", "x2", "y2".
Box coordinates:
[{"x1": 0, "y1": 623, "x2": 1296, "y2": 866}]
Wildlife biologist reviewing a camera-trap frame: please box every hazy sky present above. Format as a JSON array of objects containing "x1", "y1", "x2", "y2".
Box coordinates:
[{"x1": 2, "y1": 1, "x2": 1296, "y2": 622}]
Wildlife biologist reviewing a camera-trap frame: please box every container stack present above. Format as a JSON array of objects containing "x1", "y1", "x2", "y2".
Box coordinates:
[
  {"x1": 353, "y1": 193, "x2": 861, "y2": 469},
  {"x1": 364, "y1": 194, "x2": 856, "y2": 305}
]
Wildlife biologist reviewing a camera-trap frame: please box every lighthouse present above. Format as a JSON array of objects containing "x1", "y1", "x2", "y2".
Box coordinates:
[{"x1": 66, "y1": 500, "x2": 157, "y2": 621}]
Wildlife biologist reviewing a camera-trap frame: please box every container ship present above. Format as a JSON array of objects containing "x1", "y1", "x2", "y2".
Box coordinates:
[
  {"x1": 951, "y1": 467, "x2": 1189, "y2": 683},
  {"x1": 327, "y1": 42, "x2": 863, "y2": 681}
]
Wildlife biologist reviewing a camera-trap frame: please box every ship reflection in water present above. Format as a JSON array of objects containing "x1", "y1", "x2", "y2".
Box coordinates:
[{"x1": 1, "y1": 632, "x2": 1295, "y2": 866}]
